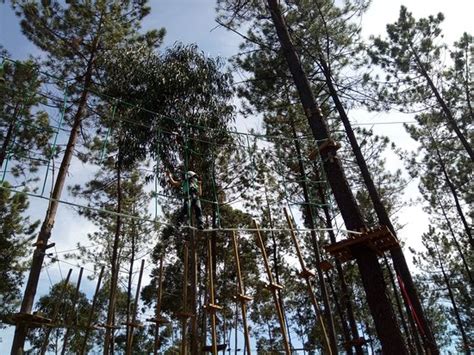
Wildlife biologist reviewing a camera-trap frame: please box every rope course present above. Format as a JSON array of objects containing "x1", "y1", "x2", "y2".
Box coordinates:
[{"x1": 1, "y1": 54, "x2": 406, "y2": 355}]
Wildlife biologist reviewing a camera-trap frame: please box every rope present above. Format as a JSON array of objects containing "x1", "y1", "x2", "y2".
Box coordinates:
[
  {"x1": 99, "y1": 102, "x2": 117, "y2": 163},
  {"x1": 41, "y1": 88, "x2": 68, "y2": 196}
]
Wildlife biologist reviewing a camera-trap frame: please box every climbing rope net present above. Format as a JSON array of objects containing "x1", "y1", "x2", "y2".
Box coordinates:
[{"x1": 0, "y1": 57, "x2": 354, "y2": 236}]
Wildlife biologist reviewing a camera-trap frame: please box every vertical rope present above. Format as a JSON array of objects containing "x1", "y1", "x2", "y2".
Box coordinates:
[
  {"x1": 99, "y1": 101, "x2": 117, "y2": 163},
  {"x1": 183, "y1": 121, "x2": 192, "y2": 227},
  {"x1": 154, "y1": 126, "x2": 161, "y2": 221},
  {"x1": 41, "y1": 88, "x2": 68, "y2": 196}
]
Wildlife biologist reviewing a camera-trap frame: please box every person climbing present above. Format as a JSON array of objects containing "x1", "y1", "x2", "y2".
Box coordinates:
[{"x1": 166, "y1": 169, "x2": 204, "y2": 230}]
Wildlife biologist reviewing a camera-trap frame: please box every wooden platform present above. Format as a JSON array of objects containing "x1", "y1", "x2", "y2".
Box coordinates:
[
  {"x1": 4, "y1": 312, "x2": 52, "y2": 327},
  {"x1": 324, "y1": 226, "x2": 398, "y2": 263},
  {"x1": 203, "y1": 303, "x2": 223, "y2": 313}
]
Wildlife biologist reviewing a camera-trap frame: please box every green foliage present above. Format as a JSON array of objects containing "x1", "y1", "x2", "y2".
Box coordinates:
[
  {"x1": 26, "y1": 279, "x2": 92, "y2": 353},
  {"x1": 410, "y1": 228, "x2": 472, "y2": 349},
  {"x1": 0, "y1": 182, "x2": 38, "y2": 318},
  {"x1": 0, "y1": 54, "x2": 53, "y2": 180}
]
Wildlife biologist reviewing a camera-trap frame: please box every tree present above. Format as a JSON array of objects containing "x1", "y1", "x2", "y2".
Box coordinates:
[
  {"x1": 0, "y1": 183, "x2": 38, "y2": 319},
  {"x1": 217, "y1": 1, "x2": 409, "y2": 352},
  {"x1": 26, "y1": 279, "x2": 92, "y2": 354},
  {"x1": 9, "y1": 1, "x2": 162, "y2": 352},
  {"x1": 0, "y1": 54, "x2": 52, "y2": 182},
  {"x1": 368, "y1": 6, "x2": 473, "y2": 161},
  {"x1": 223, "y1": 0, "x2": 439, "y2": 349},
  {"x1": 410, "y1": 228, "x2": 473, "y2": 352}
]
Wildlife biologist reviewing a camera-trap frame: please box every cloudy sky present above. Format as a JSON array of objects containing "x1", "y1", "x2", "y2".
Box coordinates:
[{"x1": 0, "y1": 0, "x2": 472, "y2": 352}]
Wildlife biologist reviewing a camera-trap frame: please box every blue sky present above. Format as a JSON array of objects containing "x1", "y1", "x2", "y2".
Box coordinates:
[{"x1": 0, "y1": 0, "x2": 472, "y2": 352}]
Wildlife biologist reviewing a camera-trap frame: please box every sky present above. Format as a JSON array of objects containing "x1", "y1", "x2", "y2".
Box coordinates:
[{"x1": 0, "y1": 0, "x2": 473, "y2": 352}]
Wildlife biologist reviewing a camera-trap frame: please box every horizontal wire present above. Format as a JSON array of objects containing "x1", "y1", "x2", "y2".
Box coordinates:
[{"x1": 0, "y1": 184, "x2": 360, "y2": 235}]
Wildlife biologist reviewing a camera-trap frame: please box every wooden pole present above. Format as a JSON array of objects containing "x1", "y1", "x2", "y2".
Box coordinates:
[
  {"x1": 61, "y1": 267, "x2": 83, "y2": 355},
  {"x1": 207, "y1": 238, "x2": 218, "y2": 355},
  {"x1": 231, "y1": 231, "x2": 252, "y2": 355},
  {"x1": 180, "y1": 242, "x2": 189, "y2": 355},
  {"x1": 253, "y1": 219, "x2": 291, "y2": 355},
  {"x1": 153, "y1": 255, "x2": 165, "y2": 355},
  {"x1": 283, "y1": 208, "x2": 332, "y2": 354},
  {"x1": 126, "y1": 259, "x2": 145, "y2": 355},
  {"x1": 40, "y1": 268, "x2": 73, "y2": 355},
  {"x1": 190, "y1": 227, "x2": 199, "y2": 355},
  {"x1": 80, "y1": 266, "x2": 104, "y2": 355},
  {"x1": 125, "y1": 229, "x2": 136, "y2": 352}
]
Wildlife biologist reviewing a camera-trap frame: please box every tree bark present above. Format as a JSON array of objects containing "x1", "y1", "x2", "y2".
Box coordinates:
[
  {"x1": 266, "y1": 1, "x2": 407, "y2": 353},
  {"x1": 318, "y1": 57, "x2": 439, "y2": 354},
  {"x1": 313, "y1": 166, "x2": 364, "y2": 355}
]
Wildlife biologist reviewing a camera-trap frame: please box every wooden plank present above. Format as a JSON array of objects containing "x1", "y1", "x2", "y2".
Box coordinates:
[{"x1": 325, "y1": 226, "x2": 399, "y2": 263}]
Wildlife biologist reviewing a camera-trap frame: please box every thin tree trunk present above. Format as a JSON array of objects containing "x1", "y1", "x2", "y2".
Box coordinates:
[
  {"x1": 125, "y1": 225, "x2": 136, "y2": 352},
  {"x1": 104, "y1": 152, "x2": 123, "y2": 355},
  {"x1": 264, "y1": 184, "x2": 294, "y2": 351},
  {"x1": 434, "y1": 245, "x2": 471, "y2": 354},
  {"x1": 265, "y1": 1, "x2": 407, "y2": 353},
  {"x1": 190, "y1": 226, "x2": 199, "y2": 354},
  {"x1": 318, "y1": 55, "x2": 439, "y2": 354},
  {"x1": 11, "y1": 49, "x2": 96, "y2": 355},
  {"x1": 431, "y1": 138, "x2": 473, "y2": 247},
  {"x1": 437, "y1": 199, "x2": 473, "y2": 283}
]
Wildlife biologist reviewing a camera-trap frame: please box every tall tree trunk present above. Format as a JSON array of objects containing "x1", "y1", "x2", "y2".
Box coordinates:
[
  {"x1": 190, "y1": 227, "x2": 199, "y2": 354},
  {"x1": 10, "y1": 52, "x2": 96, "y2": 355},
  {"x1": 104, "y1": 153, "x2": 123, "y2": 355},
  {"x1": 318, "y1": 57, "x2": 438, "y2": 353},
  {"x1": 266, "y1": 1, "x2": 407, "y2": 353}
]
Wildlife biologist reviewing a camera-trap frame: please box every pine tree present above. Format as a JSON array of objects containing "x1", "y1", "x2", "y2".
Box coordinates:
[
  {"x1": 218, "y1": 0, "x2": 410, "y2": 352},
  {"x1": 25, "y1": 279, "x2": 92, "y2": 354},
  {"x1": 0, "y1": 54, "x2": 52, "y2": 181},
  {"x1": 0, "y1": 183, "x2": 39, "y2": 318},
  {"x1": 368, "y1": 6, "x2": 473, "y2": 161},
  {"x1": 9, "y1": 1, "x2": 162, "y2": 352}
]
